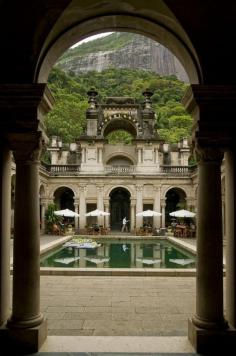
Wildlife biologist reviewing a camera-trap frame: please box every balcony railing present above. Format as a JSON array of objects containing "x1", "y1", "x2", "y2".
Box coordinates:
[
  {"x1": 40, "y1": 162, "x2": 80, "y2": 175},
  {"x1": 40, "y1": 162, "x2": 197, "y2": 176},
  {"x1": 105, "y1": 165, "x2": 135, "y2": 175},
  {"x1": 160, "y1": 165, "x2": 197, "y2": 174}
]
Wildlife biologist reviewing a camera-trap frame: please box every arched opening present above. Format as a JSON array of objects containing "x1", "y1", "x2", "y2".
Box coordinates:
[
  {"x1": 103, "y1": 118, "x2": 137, "y2": 138},
  {"x1": 165, "y1": 187, "x2": 187, "y2": 226},
  {"x1": 109, "y1": 187, "x2": 131, "y2": 231},
  {"x1": 107, "y1": 155, "x2": 134, "y2": 166},
  {"x1": 53, "y1": 186, "x2": 75, "y2": 211},
  {"x1": 37, "y1": 14, "x2": 201, "y2": 84},
  {"x1": 35, "y1": 17, "x2": 199, "y2": 347}
]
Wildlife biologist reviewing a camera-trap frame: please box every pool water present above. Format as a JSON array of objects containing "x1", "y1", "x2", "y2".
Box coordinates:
[{"x1": 40, "y1": 239, "x2": 195, "y2": 269}]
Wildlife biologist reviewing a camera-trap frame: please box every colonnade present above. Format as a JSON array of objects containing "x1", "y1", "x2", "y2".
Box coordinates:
[
  {"x1": 40, "y1": 182, "x2": 163, "y2": 233},
  {"x1": 1, "y1": 84, "x2": 236, "y2": 354}
]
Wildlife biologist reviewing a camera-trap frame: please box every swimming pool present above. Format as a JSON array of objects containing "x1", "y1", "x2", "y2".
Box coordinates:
[{"x1": 40, "y1": 238, "x2": 196, "y2": 269}]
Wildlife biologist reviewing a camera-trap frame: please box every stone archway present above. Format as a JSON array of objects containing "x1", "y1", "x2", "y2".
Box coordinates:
[
  {"x1": 109, "y1": 187, "x2": 131, "y2": 231},
  {"x1": 53, "y1": 186, "x2": 75, "y2": 211},
  {"x1": 165, "y1": 187, "x2": 187, "y2": 226}
]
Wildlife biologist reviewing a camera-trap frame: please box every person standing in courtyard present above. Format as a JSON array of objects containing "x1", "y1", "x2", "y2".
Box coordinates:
[{"x1": 121, "y1": 216, "x2": 128, "y2": 232}]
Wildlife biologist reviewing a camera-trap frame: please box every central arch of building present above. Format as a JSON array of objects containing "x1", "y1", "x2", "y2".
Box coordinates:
[{"x1": 109, "y1": 187, "x2": 131, "y2": 231}]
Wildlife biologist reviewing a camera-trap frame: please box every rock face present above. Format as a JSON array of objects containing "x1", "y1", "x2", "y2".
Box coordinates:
[{"x1": 57, "y1": 33, "x2": 189, "y2": 82}]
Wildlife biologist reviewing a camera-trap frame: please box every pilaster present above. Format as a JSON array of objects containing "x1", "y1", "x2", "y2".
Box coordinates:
[
  {"x1": 97, "y1": 184, "x2": 104, "y2": 225},
  {"x1": 153, "y1": 186, "x2": 161, "y2": 228},
  {"x1": 104, "y1": 199, "x2": 110, "y2": 228},
  {"x1": 160, "y1": 199, "x2": 166, "y2": 228},
  {"x1": 130, "y1": 200, "x2": 136, "y2": 232},
  {"x1": 73, "y1": 199, "x2": 79, "y2": 231},
  {"x1": 136, "y1": 185, "x2": 143, "y2": 228},
  {"x1": 0, "y1": 139, "x2": 11, "y2": 326},
  {"x1": 79, "y1": 184, "x2": 87, "y2": 231},
  {"x1": 40, "y1": 199, "x2": 47, "y2": 233}
]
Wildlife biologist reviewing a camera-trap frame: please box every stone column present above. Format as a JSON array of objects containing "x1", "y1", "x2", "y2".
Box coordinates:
[
  {"x1": 153, "y1": 186, "x2": 161, "y2": 228},
  {"x1": 182, "y1": 85, "x2": 236, "y2": 353},
  {"x1": 104, "y1": 200, "x2": 110, "y2": 228},
  {"x1": 40, "y1": 201, "x2": 46, "y2": 233},
  {"x1": 79, "y1": 184, "x2": 86, "y2": 232},
  {"x1": 225, "y1": 149, "x2": 236, "y2": 327},
  {"x1": 161, "y1": 199, "x2": 166, "y2": 228},
  {"x1": 130, "y1": 200, "x2": 135, "y2": 233},
  {"x1": 0, "y1": 84, "x2": 54, "y2": 353},
  {"x1": 188, "y1": 147, "x2": 227, "y2": 345},
  {"x1": 137, "y1": 148, "x2": 142, "y2": 164},
  {"x1": 135, "y1": 185, "x2": 143, "y2": 228},
  {"x1": 74, "y1": 200, "x2": 79, "y2": 231},
  {"x1": 97, "y1": 185, "x2": 104, "y2": 226},
  {"x1": 98, "y1": 147, "x2": 103, "y2": 163},
  {"x1": 7, "y1": 132, "x2": 46, "y2": 336},
  {"x1": 81, "y1": 147, "x2": 86, "y2": 163},
  {"x1": 0, "y1": 140, "x2": 11, "y2": 326}
]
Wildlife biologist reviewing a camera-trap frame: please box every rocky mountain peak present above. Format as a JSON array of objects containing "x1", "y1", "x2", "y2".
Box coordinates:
[{"x1": 56, "y1": 33, "x2": 189, "y2": 82}]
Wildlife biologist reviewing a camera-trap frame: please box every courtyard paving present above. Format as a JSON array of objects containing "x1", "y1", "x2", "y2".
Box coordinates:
[
  {"x1": 35, "y1": 234, "x2": 196, "y2": 336},
  {"x1": 41, "y1": 274, "x2": 195, "y2": 336},
  {"x1": 10, "y1": 234, "x2": 225, "y2": 337}
]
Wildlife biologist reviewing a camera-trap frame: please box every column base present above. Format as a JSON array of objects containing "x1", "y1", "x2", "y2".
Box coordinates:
[
  {"x1": 188, "y1": 318, "x2": 236, "y2": 354},
  {"x1": 0, "y1": 317, "x2": 47, "y2": 354}
]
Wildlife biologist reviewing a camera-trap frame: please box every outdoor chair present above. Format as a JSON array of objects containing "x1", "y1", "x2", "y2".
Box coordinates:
[{"x1": 174, "y1": 227, "x2": 182, "y2": 237}]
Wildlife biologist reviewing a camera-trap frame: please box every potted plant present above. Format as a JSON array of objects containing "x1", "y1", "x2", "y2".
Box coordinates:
[{"x1": 45, "y1": 203, "x2": 62, "y2": 234}]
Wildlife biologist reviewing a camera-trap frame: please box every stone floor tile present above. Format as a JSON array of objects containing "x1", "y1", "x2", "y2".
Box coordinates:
[
  {"x1": 47, "y1": 319, "x2": 84, "y2": 330},
  {"x1": 63, "y1": 312, "x2": 112, "y2": 320}
]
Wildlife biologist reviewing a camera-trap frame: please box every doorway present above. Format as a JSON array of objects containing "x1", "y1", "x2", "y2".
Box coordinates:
[{"x1": 109, "y1": 188, "x2": 130, "y2": 231}]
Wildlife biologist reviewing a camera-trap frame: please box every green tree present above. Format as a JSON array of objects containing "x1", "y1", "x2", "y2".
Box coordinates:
[{"x1": 45, "y1": 67, "x2": 192, "y2": 145}]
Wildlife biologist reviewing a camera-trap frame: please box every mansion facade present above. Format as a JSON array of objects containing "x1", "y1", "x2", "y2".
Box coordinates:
[{"x1": 35, "y1": 90, "x2": 198, "y2": 233}]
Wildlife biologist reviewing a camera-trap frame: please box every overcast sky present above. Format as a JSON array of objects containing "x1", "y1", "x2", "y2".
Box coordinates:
[{"x1": 71, "y1": 32, "x2": 113, "y2": 48}]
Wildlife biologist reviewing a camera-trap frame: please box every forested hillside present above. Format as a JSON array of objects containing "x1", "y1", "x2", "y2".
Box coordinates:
[{"x1": 45, "y1": 67, "x2": 192, "y2": 144}]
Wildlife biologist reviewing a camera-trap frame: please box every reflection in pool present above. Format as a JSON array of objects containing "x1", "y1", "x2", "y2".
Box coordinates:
[{"x1": 40, "y1": 239, "x2": 195, "y2": 269}]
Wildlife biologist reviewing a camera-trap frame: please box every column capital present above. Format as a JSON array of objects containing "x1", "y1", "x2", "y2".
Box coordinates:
[
  {"x1": 160, "y1": 198, "x2": 166, "y2": 207},
  {"x1": 79, "y1": 184, "x2": 87, "y2": 193},
  {"x1": 182, "y1": 85, "x2": 236, "y2": 114},
  {"x1": 195, "y1": 145, "x2": 224, "y2": 163},
  {"x1": 0, "y1": 84, "x2": 54, "y2": 133},
  {"x1": 153, "y1": 185, "x2": 161, "y2": 192},
  {"x1": 136, "y1": 184, "x2": 143, "y2": 192},
  {"x1": 8, "y1": 132, "x2": 42, "y2": 164},
  {"x1": 96, "y1": 184, "x2": 104, "y2": 192},
  {"x1": 40, "y1": 198, "x2": 47, "y2": 206},
  {"x1": 182, "y1": 85, "x2": 236, "y2": 149}
]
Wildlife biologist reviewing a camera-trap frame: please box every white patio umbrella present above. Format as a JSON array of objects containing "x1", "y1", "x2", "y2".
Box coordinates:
[
  {"x1": 136, "y1": 209, "x2": 162, "y2": 217},
  {"x1": 54, "y1": 208, "x2": 80, "y2": 217},
  {"x1": 85, "y1": 256, "x2": 110, "y2": 264},
  {"x1": 85, "y1": 209, "x2": 110, "y2": 217},
  {"x1": 169, "y1": 209, "x2": 195, "y2": 218}
]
